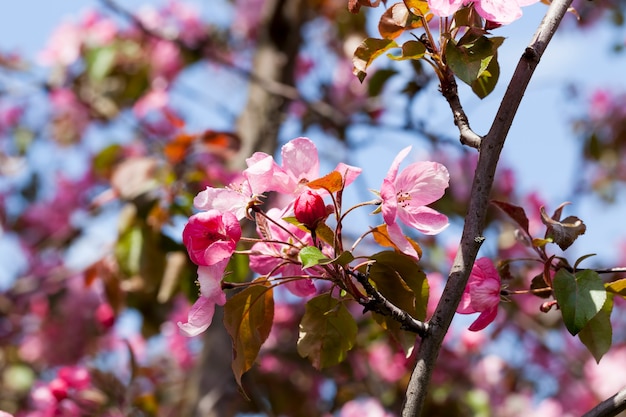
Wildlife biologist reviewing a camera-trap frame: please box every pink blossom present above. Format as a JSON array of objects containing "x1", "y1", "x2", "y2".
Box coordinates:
[
  {"x1": 584, "y1": 344, "x2": 626, "y2": 399},
  {"x1": 336, "y1": 398, "x2": 395, "y2": 417},
  {"x1": 193, "y1": 178, "x2": 255, "y2": 220},
  {"x1": 379, "y1": 146, "x2": 449, "y2": 258},
  {"x1": 178, "y1": 263, "x2": 228, "y2": 336},
  {"x1": 182, "y1": 210, "x2": 241, "y2": 266},
  {"x1": 367, "y1": 341, "x2": 408, "y2": 382},
  {"x1": 38, "y1": 10, "x2": 117, "y2": 66},
  {"x1": 57, "y1": 366, "x2": 90, "y2": 390},
  {"x1": 133, "y1": 85, "x2": 170, "y2": 118},
  {"x1": 428, "y1": 0, "x2": 540, "y2": 25},
  {"x1": 457, "y1": 257, "x2": 501, "y2": 331},
  {"x1": 148, "y1": 39, "x2": 183, "y2": 82}
]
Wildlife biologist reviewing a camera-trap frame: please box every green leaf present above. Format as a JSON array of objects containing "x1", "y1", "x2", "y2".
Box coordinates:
[
  {"x1": 606, "y1": 278, "x2": 626, "y2": 297},
  {"x1": 387, "y1": 40, "x2": 426, "y2": 61},
  {"x1": 353, "y1": 38, "x2": 398, "y2": 82},
  {"x1": 367, "y1": 69, "x2": 397, "y2": 97},
  {"x1": 445, "y1": 30, "x2": 504, "y2": 86},
  {"x1": 299, "y1": 246, "x2": 329, "y2": 269},
  {"x1": 334, "y1": 251, "x2": 355, "y2": 267},
  {"x1": 553, "y1": 269, "x2": 607, "y2": 335},
  {"x1": 579, "y1": 294, "x2": 613, "y2": 363},
  {"x1": 85, "y1": 45, "x2": 117, "y2": 81},
  {"x1": 470, "y1": 52, "x2": 499, "y2": 99},
  {"x1": 368, "y1": 251, "x2": 429, "y2": 319},
  {"x1": 297, "y1": 295, "x2": 357, "y2": 369},
  {"x1": 224, "y1": 279, "x2": 274, "y2": 387}
]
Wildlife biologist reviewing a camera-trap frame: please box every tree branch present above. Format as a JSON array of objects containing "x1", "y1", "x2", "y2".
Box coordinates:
[
  {"x1": 350, "y1": 269, "x2": 429, "y2": 337},
  {"x1": 401, "y1": 1, "x2": 575, "y2": 416},
  {"x1": 440, "y1": 67, "x2": 482, "y2": 149},
  {"x1": 582, "y1": 387, "x2": 626, "y2": 417}
]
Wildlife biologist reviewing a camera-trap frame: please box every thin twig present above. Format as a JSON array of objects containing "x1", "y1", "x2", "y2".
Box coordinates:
[
  {"x1": 401, "y1": 1, "x2": 575, "y2": 416},
  {"x1": 440, "y1": 67, "x2": 483, "y2": 149}
]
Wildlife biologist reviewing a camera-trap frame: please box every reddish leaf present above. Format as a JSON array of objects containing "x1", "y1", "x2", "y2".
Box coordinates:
[
  {"x1": 223, "y1": 278, "x2": 274, "y2": 388},
  {"x1": 348, "y1": 0, "x2": 382, "y2": 13},
  {"x1": 540, "y1": 205, "x2": 586, "y2": 251},
  {"x1": 491, "y1": 200, "x2": 530, "y2": 236},
  {"x1": 307, "y1": 171, "x2": 343, "y2": 193},
  {"x1": 378, "y1": 2, "x2": 430, "y2": 39}
]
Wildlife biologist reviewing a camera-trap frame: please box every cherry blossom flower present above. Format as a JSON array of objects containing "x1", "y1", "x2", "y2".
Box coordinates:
[
  {"x1": 457, "y1": 257, "x2": 502, "y2": 331},
  {"x1": 428, "y1": 0, "x2": 540, "y2": 25},
  {"x1": 381, "y1": 146, "x2": 449, "y2": 235},
  {"x1": 182, "y1": 209, "x2": 241, "y2": 266},
  {"x1": 379, "y1": 146, "x2": 449, "y2": 258},
  {"x1": 178, "y1": 262, "x2": 228, "y2": 336}
]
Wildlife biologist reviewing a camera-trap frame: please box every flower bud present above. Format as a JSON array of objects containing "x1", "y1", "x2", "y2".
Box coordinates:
[{"x1": 294, "y1": 190, "x2": 328, "y2": 230}]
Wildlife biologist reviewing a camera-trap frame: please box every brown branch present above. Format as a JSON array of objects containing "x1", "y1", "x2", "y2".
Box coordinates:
[
  {"x1": 440, "y1": 67, "x2": 482, "y2": 149},
  {"x1": 350, "y1": 269, "x2": 429, "y2": 337},
  {"x1": 401, "y1": 1, "x2": 575, "y2": 416},
  {"x1": 582, "y1": 387, "x2": 626, "y2": 417}
]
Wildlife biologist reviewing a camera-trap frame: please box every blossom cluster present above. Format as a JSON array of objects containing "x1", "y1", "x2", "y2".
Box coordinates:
[{"x1": 178, "y1": 137, "x2": 451, "y2": 335}]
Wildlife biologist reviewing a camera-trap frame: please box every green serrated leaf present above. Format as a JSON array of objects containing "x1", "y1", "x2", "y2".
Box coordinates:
[
  {"x1": 299, "y1": 246, "x2": 329, "y2": 269},
  {"x1": 579, "y1": 294, "x2": 613, "y2": 363},
  {"x1": 224, "y1": 279, "x2": 274, "y2": 388},
  {"x1": 297, "y1": 295, "x2": 357, "y2": 369},
  {"x1": 553, "y1": 269, "x2": 607, "y2": 335},
  {"x1": 353, "y1": 38, "x2": 398, "y2": 82}
]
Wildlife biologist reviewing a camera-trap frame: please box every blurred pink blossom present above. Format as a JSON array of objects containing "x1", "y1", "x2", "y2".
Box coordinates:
[
  {"x1": 336, "y1": 398, "x2": 395, "y2": 417},
  {"x1": 367, "y1": 341, "x2": 408, "y2": 382},
  {"x1": 457, "y1": 257, "x2": 501, "y2": 331}
]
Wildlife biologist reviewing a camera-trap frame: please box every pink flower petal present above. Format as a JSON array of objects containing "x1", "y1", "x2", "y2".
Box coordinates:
[
  {"x1": 280, "y1": 137, "x2": 319, "y2": 184},
  {"x1": 178, "y1": 296, "x2": 216, "y2": 337},
  {"x1": 386, "y1": 222, "x2": 420, "y2": 260},
  {"x1": 397, "y1": 205, "x2": 449, "y2": 235},
  {"x1": 468, "y1": 304, "x2": 499, "y2": 332}
]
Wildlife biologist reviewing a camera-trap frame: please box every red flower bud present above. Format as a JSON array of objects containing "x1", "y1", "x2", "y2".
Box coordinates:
[{"x1": 294, "y1": 190, "x2": 328, "y2": 230}]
